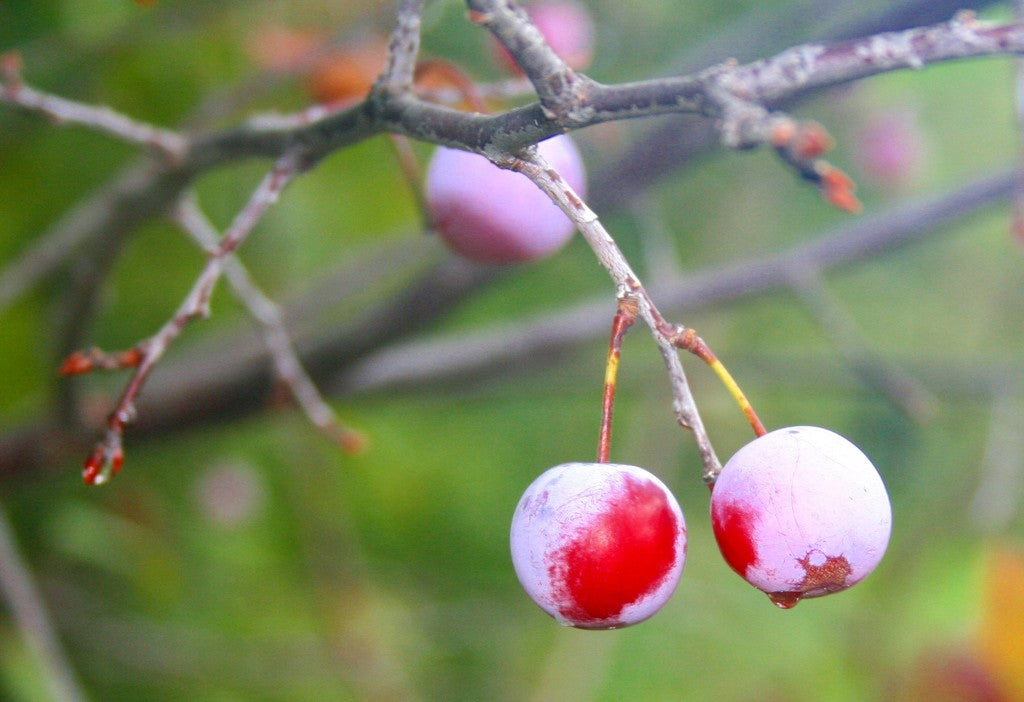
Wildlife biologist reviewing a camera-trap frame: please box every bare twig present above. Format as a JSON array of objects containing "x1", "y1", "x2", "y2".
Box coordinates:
[
  {"x1": 173, "y1": 194, "x2": 365, "y2": 453},
  {"x1": 7, "y1": 14, "x2": 1021, "y2": 166},
  {"x1": 592, "y1": 0, "x2": 1005, "y2": 209},
  {"x1": 0, "y1": 52, "x2": 186, "y2": 160},
  {"x1": 0, "y1": 502, "x2": 87, "y2": 702},
  {"x1": 376, "y1": 0, "x2": 425, "y2": 92},
  {"x1": 787, "y1": 270, "x2": 936, "y2": 420},
  {"x1": 79, "y1": 152, "x2": 305, "y2": 484},
  {"x1": 1013, "y1": 0, "x2": 1024, "y2": 241},
  {"x1": 4, "y1": 13, "x2": 1024, "y2": 315},
  {"x1": 4, "y1": 5, "x2": 1024, "y2": 484},
  {"x1": 466, "y1": 0, "x2": 589, "y2": 122}
]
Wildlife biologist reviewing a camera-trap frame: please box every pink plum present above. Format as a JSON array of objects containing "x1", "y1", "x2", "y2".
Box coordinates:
[
  {"x1": 425, "y1": 134, "x2": 586, "y2": 264},
  {"x1": 710, "y1": 426, "x2": 891, "y2": 608},
  {"x1": 510, "y1": 462, "x2": 686, "y2": 629}
]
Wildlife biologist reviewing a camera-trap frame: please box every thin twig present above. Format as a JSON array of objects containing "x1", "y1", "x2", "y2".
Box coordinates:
[
  {"x1": 80, "y1": 151, "x2": 305, "y2": 484},
  {"x1": 5, "y1": 14, "x2": 1024, "y2": 316},
  {"x1": 466, "y1": 0, "x2": 588, "y2": 122},
  {"x1": 0, "y1": 501, "x2": 87, "y2": 702},
  {"x1": 788, "y1": 270, "x2": 936, "y2": 420},
  {"x1": 0, "y1": 52, "x2": 185, "y2": 160},
  {"x1": 376, "y1": 0, "x2": 425, "y2": 92},
  {"x1": 1013, "y1": 0, "x2": 1024, "y2": 241},
  {"x1": 173, "y1": 194, "x2": 365, "y2": 453}
]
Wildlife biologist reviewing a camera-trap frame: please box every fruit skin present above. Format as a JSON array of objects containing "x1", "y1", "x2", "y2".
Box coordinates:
[
  {"x1": 425, "y1": 134, "x2": 586, "y2": 264},
  {"x1": 710, "y1": 426, "x2": 891, "y2": 607},
  {"x1": 510, "y1": 462, "x2": 686, "y2": 629}
]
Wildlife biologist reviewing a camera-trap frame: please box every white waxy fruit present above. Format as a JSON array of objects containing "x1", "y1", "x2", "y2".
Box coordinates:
[
  {"x1": 710, "y1": 426, "x2": 892, "y2": 608},
  {"x1": 510, "y1": 462, "x2": 686, "y2": 629},
  {"x1": 425, "y1": 134, "x2": 586, "y2": 265}
]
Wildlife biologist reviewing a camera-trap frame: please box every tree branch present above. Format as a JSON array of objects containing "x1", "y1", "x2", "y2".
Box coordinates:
[
  {"x1": 4, "y1": 11, "x2": 1024, "y2": 313},
  {"x1": 72, "y1": 152, "x2": 305, "y2": 484},
  {"x1": 4, "y1": 5, "x2": 1024, "y2": 481},
  {"x1": 337, "y1": 168, "x2": 1015, "y2": 394},
  {"x1": 0, "y1": 501, "x2": 86, "y2": 702}
]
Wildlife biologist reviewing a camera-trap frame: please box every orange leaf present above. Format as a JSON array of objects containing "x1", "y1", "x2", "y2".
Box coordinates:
[{"x1": 977, "y1": 543, "x2": 1024, "y2": 701}]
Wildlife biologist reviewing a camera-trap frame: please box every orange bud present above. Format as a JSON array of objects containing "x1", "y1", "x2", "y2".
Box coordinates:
[
  {"x1": 59, "y1": 351, "x2": 93, "y2": 376},
  {"x1": 339, "y1": 429, "x2": 368, "y2": 455},
  {"x1": 792, "y1": 122, "x2": 834, "y2": 160},
  {"x1": 118, "y1": 347, "x2": 143, "y2": 368},
  {"x1": 769, "y1": 121, "x2": 796, "y2": 149},
  {"x1": 0, "y1": 51, "x2": 22, "y2": 79},
  {"x1": 819, "y1": 165, "x2": 862, "y2": 214}
]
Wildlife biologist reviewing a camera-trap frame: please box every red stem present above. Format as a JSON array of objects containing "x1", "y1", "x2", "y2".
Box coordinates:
[{"x1": 597, "y1": 298, "x2": 637, "y2": 463}]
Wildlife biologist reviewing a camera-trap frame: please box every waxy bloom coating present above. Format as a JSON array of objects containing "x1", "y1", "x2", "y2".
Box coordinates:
[
  {"x1": 711, "y1": 426, "x2": 892, "y2": 608},
  {"x1": 510, "y1": 462, "x2": 686, "y2": 629},
  {"x1": 425, "y1": 135, "x2": 586, "y2": 264}
]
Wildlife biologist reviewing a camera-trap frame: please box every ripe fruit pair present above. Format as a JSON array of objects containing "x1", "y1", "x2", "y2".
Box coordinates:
[{"x1": 510, "y1": 426, "x2": 892, "y2": 628}]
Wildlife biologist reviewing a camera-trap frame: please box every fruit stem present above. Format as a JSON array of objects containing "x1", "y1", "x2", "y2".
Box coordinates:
[
  {"x1": 666, "y1": 326, "x2": 767, "y2": 438},
  {"x1": 598, "y1": 296, "x2": 637, "y2": 463},
  {"x1": 386, "y1": 134, "x2": 433, "y2": 230}
]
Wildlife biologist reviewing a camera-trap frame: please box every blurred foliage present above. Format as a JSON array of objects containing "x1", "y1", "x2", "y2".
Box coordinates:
[{"x1": 1, "y1": 1, "x2": 1024, "y2": 701}]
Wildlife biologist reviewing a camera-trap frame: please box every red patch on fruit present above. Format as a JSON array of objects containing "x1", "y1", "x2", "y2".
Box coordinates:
[
  {"x1": 550, "y1": 475, "x2": 678, "y2": 626},
  {"x1": 711, "y1": 500, "x2": 758, "y2": 578}
]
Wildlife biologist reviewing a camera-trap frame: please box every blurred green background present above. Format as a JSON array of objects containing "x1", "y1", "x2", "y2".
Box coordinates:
[{"x1": 1, "y1": 1, "x2": 1023, "y2": 700}]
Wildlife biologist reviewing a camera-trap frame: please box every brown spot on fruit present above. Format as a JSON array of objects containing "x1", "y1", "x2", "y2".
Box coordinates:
[
  {"x1": 768, "y1": 552, "x2": 853, "y2": 607},
  {"x1": 798, "y1": 552, "x2": 852, "y2": 596}
]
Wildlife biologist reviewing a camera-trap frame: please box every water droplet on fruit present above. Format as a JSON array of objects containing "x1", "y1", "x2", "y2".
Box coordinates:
[{"x1": 768, "y1": 592, "x2": 801, "y2": 609}]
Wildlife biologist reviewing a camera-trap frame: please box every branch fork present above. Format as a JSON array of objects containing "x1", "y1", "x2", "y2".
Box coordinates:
[{"x1": 5, "y1": 2, "x2": 1024, "y2": 483}]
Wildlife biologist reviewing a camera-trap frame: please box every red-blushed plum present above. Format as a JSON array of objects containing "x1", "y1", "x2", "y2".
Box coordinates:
[
  {"x1": 425, "y1": 134, "x2": 586, "y2": 264},
  {"x1": 710, "y1": 426, "x2": 892, "y2": 608},
  {"x1": 510, "y1": 462, "x2": 686, "y2": 629}
]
